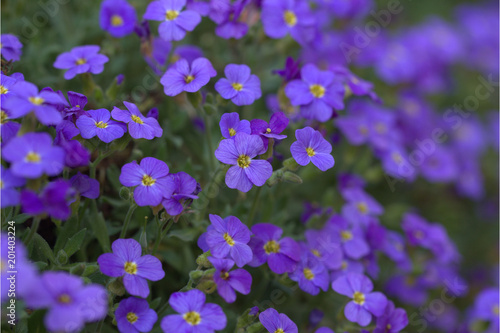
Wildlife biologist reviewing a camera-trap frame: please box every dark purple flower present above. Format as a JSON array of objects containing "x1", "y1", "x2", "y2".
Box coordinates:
[
  {"x1": 209, "y1": 256, "x2": 252, "y2": 303},
  {"x1": 250, "y1": 111, "x2": 289, "y2": 140},
  {"x1": 285, "y1": 64, "x2": 344, "y2": 122},
  {"x1": 304, "y1": 228, "x2": 342, "y2": 270},
  {"x1": 248, "y1": 223, "x2": 300, "y2": 274},
  {"x1": 144, "y1": 0, "x2": 201, "y2": 41},
  {"x1": 331, "y1": 65, "x2": 377, "y2": 100},
  {"x1": 115, "y1": 297, "x2": 158, "y2": 333},
  {"x1": 76, "y1": 108, "x2": 127, "y2": 143},
  {"x1": 205, "y1": 214, "x2": 252, "y2": 267},
  {"x1": 112, "y1": 101, "x2": 163, "y2": 140},
  {"x1": 332, "y1": 273, "x2": 388, "y2": 326},
  {"x1": 20, "y1": 179, "x2": 76, "y2": 220},
  {"x1": 290, "y1": 127, "x2": 335, "y2": 171},
  {"x1": 161, "y1": 289, "x2": 227, "y2": 332},
  {"x1": 1, "y1": 166, "x2": 25, "y2": 208},
  {"x1": 214, "y1": 0, "x2": 249, "y2": 39},
  {"x1": 147, "y1": 107, "x2": 159, "y2": 120},
  {"x1": 1, "y1": 34, "x2": 22, "y2": 61},
  {"x1": 289, "y1": 253, "x2": 329, "y2": 295},
  {"x1": 373, "y1": 301, "x2": 408, "y2": 333},
  {"x1": 70, "y1": 172, "x2": 100, "y2": 199},
  {"x1": 327, "y1": 215, "x2": 369, "y2": 260},
  {"x1": 161, "y1": 57, "x2": 216, "y2": 96},
  {"x1": 63, "y1": 91, "x2": 88, "y2": 119},
  {"x1": 161, "y1": 171, "x2": 199, "y2": 215},
  {"x1": 53, "y1": 45, "x2": 109, "y2": 80},
  {"x1": 341, "y1": 188, "x2": 384, "y2": 226},
  {"x1": 58, "y1": 137, "x2": 91, "y2": 168},
  {"x1": 273, "y1": 57, "x2": 301, "y2": 82},
  {"x1": 119, "y1": 157, "x2": 172, "y2": 207},
  {"x1": 2, "y1": 132, "x2": 65, "y2": 179},
  {"x1": 98, "y1": 238, "x2": 165, "y2": 298},
  {"x1": 259, "y1": 308, "x2": 298, "y2": 333},
  {"x1": 100, "y1": 0, "x2": 137, "y2": 38},
  {"x1": 4, "y1": 81, "x2": 66, "y2": 125},
  {"x1": 219, "y1": 112, "x2": 251, "y2": 138},
  {"x1": 215, "y1": 132, "x2": 273, "y2": 192},
  {"x1": 384, "y1": 274, "x2": 428, "y2": 306},
  {"x1": 215, "y1": 64, "x2": 261, "y2": 106}
]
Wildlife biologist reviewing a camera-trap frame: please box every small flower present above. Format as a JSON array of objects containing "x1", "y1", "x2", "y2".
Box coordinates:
[
  {"x1": 161, "y1": 57, "x2": 216, "y2": 96},
  {"x1": 205, "y1": 214, "x2": 253, "y2": 267},
  {"x1": 219, "y1": 112, "x2": 251, "y2": 139},
  {"x1": 209, "y1": 256, "x2": 252, "y2": 303},
  {"x1": 2, "y1": 132, "x2": 65, "y2": 179},
  {"x1": 289, "y1": 253, "x2": 329, "y2": 295},
  {"x1": 332, "y1": 273, "x2": 388, "y2": 326},
  {"x1": 53, "y1": 45, "x2": 109, "y2": 80},
  {"x1": 100, "y1": 0, "x2": 137, "y2": 38},
  {"x1": 215, "y1": 64, "x2": 261, "y2": 106},
  {"x1": 112, "y1": 101, "x2": 163, "y2": 140},
  {"x1": 273, "y1": 56, "x2": 301, "y2": 82},
  {"x1": 70, "y1": 172, "x2": 100, "y2": 199},
  {"x1": 0, "y1": 166, "x2": 25, "y2": 208},
  {"x1": 214, "y1": 0, "x2": 249, "y2": 39},
  {"x1": 115, "y1": 297, "x2": 158, "y2": 333},
  {"x1": 259, "y1": 308, "x2": 298, "y2": 333},
  {"x1": 76, "y1": 108, "x2": 127, "y2": 143},
  {"x1": 285, "y1": 64, "x2": 344, "y2": 121},
  {"x1": 248, "y1": 223, "x2": 300, "y2": 274},
  {"x1": 98, "y1": 239, "x2": 165, "y2": 298},
  {"x1": 0, "y1": 34, "x2": 22, "y2": 62},
  {"x1": 63, "y1": 91, "x2": 88, "y2": 119},
  {"x1": 20, "y1": 179, "x2": 76, "y2": 220},
  {"x1": 250, "y1": 111, "x2": 289, "y2": 152},
  {"x1": 144, "y1": 0, "x2": 201, "y2": 41},
  {"x1": 0, "y1": 109, "x2": 21, "y2": 144},
  {"x1": 327, "y1": 214, "x2": 370, "y2": 260},
  {"x1": 341, "y1": 188, "x2": 384, "y2": 226},
  {"x1": 119, "y1": 157, "x2": 172, "y2": 207},
  {"x1": 290, "y1": 127, "x2": 335, "y2": 171},
  {"x1": 0, "y1": 74, "x2": 21, "y2": 105},
  {"x1": 215, "y1": 132, "x2": 273, "y2": 192},
  {"x1": 161, "y1": 171, "x2": 199, "y2": 215},
  {"x1": 4, "y1": 81, "x2": 66, "y2": 125},
  {"x1": 304, "y1": 228, "x2": 343, "y2": 270},
  {"x1": 160, "y1": 289, "x2": 227, "y2": 333},
  {"x1": 373, "y1": 301, "x2": 408, "y2": 333}
]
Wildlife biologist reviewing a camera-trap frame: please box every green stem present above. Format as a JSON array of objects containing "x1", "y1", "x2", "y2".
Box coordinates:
[
  {"x1": 89, "y1": 150, "x2": 114, "y2": 179},
  {"x1": 120, "y1": 203, "x2": 138, "y2": 238},
  {"x1": 203, "y1": 111, "x2": 216, "y2": 171},
  {"x1": 247, "y1": 186, "x2": 263, "y2": 225},
  {"x1": 24, "y1": 217, "x2": 41, "y2": 245},
  {"x1": 152, "y1": 218, "x2": 174, "y2": 255}
]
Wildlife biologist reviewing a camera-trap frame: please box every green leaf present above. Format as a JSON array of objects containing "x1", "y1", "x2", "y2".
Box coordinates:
[
  {"x1": 54, "y1": 215, "x2": 79, "y2": 253},
  {"x1": 63, "y1": 228, "x2": 87, "y2": 257},
  {"x1": 30, "y1": 233, "x2": 55, "y2": 264},
  {"x1": 88, "y1": 202, "x2": 111, "y2": 252},
  {"x1": 167, "y1": 228, "x2": 198, "y2": 242},
  {"x1": 11, "y1": 214, "x2": 31, "y2": 224}
]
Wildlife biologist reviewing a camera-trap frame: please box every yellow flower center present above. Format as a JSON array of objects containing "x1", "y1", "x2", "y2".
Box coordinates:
[
  {"x1": 95, "y1": 121, "x2": 108, "y2": 129},
  {"x1": 228, "y1": 128, "x2": 236, "y2": 137},
  {"x1": 341, "y1": 261, "x2": 347, "y2": 270},
  {"x1": 141, "y1": 175, "x2": 156, "y2": 186},
  {"x1": 111, "y1": 14, "x2": 124, "y2": 27},
  {"x1": 341, "y1": 230, "x2": 353, "y2": 242},
  {"x1": 185, "y1": 75, "x2": 195, "y2": 83},
  {"x1": 311, "y1": 249, "x2": 321, "y2": 257},
  {"x1": 353, "y1": 291, "x2": 365, "y2": 305},
  {"x1": 387, "y1": 324, "x2": 392, "y2": 330},
  {"x1": 0, "y1": 85, "x2": 8, "y2": 94},
  {"x1": 375, "y1": 123, "x2": 387, "y2": 134},
  {"x1": 266, "y1": 128, "x2": 272, "y2": 133},
  {"x1": 58, "y1": 293, "x2": 72, "y2": 304},
  {"x1": 127, "y1": 312, "x2": 138, "y2": 324},
  {"x1": 414, "y1": 230, "x2": 424, "y2": 239},
  {"x1": 275, "y1": 329, "x2": 285, "y2": 333},
  {"x1": 306, "y1": 147, "x2": 315, "y2": 157},
  {"x1": 166, "y1": 10, "x2": 179, "y2": 20},
  {"x1": 237, "y1": 154, "x2": 251, "y2": 168},
  {"x1": 75, "y1": 58, "x2": 87, "y2": 65},
  {"x1": 29, "y1": 96, "x2": 45, "y2": 105},
  {"x1": 131, "y1": 115, "x2": 144, "y2": 124},
  {"x1": 220, "y1": 271, "x2": 229, "y2": 280},
  {"x1": 392, "y1": 152, "x2": 402, "y2": 164},
  {"x1": 25, "y1": 152, "x2": 41, "y2": 163},
  {"x1": 359, "y1": 125, "x2": 368, "y2": 134},
  {"x1": 1, "y1": 110, "x2": 8, "y2": 124},
  {"x1": 232, "y1": 82, "x2": 243, "y2": 91},
  {"x1": 0, "y1": 181, "x2": 3, "y2": 190},
  {"x1": 124, "y1": 261, "x2": 138, "y2": 274},
  {"x1": 183, "y1": 311, "x2": 201, "y2": 325},
  {"x1": 303, "y1": 268, "x2": 315, "y2": 280},
  {"x1": 357, "y1": 202, "x2": 368, "y2": 214},
  {"x1": 264, "y1": 240, "x2": 280, "y2": 254},
  {"x1": 309, "y1": 84, "x2": 325, "y2": 98},
  {"x1": 223, "y1": 232, "x2": 235, "y2": 246},
  {"x1": 493, "y1": 305, "x2": 499, "y2": 316},
  {"x1": 0, "y1": 259, "x2": 6, "y2": 272},
  {"x1": 283, "y1": 10, "x2": 297, "y2": 26}
]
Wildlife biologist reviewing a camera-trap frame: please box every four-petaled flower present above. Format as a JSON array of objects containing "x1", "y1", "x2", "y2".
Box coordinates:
[
  {"x1": 259, "y1": 308, "x2": 298, "y2": 333},
  {"x1": 209, "y1": 256, "x2": 252, "y2": 303},
  {"x1": 100, "y1": 0, "x2": 137, "y2": 38},
  {"x1": 111, "y1": 101, "x2": 163, "y2": 140},
  {"x1": 215, "y1": 64, "x2": 262, "y2": 106},
  {"x1": 161, "y1": 57, "x2": 216, "y2": 96},
  {"x1": 53, "y1": 45, "x2": 109, "y2": 80},
  {"x1": 219, "y1": 112, "x2": 251, "y2": 139},
  {"x1": 290, "y1": 127, "x2": 335, "y2": 171},
  {"x1": 76, "y1": 108, "x2": 127, "y2": 143},
  {"x1": 115, "y1": 297, "x2": 158, "y2": 333}
]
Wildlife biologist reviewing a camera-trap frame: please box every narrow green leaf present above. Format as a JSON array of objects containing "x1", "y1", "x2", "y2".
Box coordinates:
[
  {"x1": 30, "y1": 233, "x2": 56, "y2": 264},
  {"x1": 63, "y1": 228, "x2": 87, "y2": 257}
]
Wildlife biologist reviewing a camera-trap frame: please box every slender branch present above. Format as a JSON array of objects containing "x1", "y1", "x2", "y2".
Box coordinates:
[
  {"x1": 247, "y1": 186, "x2": 263, "y2": 225},
  {"x1": 24, "y1": 216, "x2": 41, "y2": 245},
  {"x1": 120, "y1": 203, "x2": 138, "y2": 238}
]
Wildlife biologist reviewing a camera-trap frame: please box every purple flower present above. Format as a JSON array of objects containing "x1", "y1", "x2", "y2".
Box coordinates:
[
  {"x1": 161, "y1": 57, "x2": 216, "y2": 96},
  {"x1": 144, "y1": 0, "x2": 201, "y2": 41},
  {"x1": 419, "y1": 147, "x2": 458, "y2": 183},
  {"x1": 285, "y1": 64, "x2": 344, "y2": 121},
  {"x1": 332, "y1": 273, "x2": 388, "y2": 326},
  {"x1": 112, "y1": 101, "x2": 163, "y2": 140},
  {"x1": 215, "y1": 64, "x2": 262, "y2": 106},
  {"x1": 248, "y1": 223, "x2": 300, "y2": 274},
  {"x1": 209, "y1": 256, "x2": 252, "y2": 303},
  {"x1": 259, "y1": 308, "x2": 298, "y2": 333},
  {"x1": 63, "y1": 91, "x2": 88, "y2": 119},
  {"x1": 304, "y1": 228, "x2": 342, "y2": 270},
  {"x1": 1, "y1": 166, "x2": 25, "y2": 208},
  {"x1": 57, "y1": 136, "x2": 91, "y2": 168},
  {"x1": 53, "y1": 45, "x2": 109, "y2": 80},
  {"x1": 341, "y1": 188, "x2": 384, "y2": 226},
  {"x1": 214, "y1": 0, "x2": 248, "y2": 39},
  {"x1": 161, "y1": 289, "x2": 227, "y2": 332},
  {"x1": 289, "y1": 253, "x2": 329, "y2": 295},
  {"x1": 115, "y1": 297, "x2": 158, "y2": 333},
  {"x1": 0, "y1": 109, "x2": 21, "y2": 144},
  {"x1": 76, "y1": 108, "x2": 127, "y2": 143},
  {"x1": 4, "y1": 81, "x2": 66, "y2": 125},
  {"x1": 205, "y1": 214, "x2": 252, "y2": 267},
  {"x1": 472, "y1": 287, "x2": 500, "y2": 332},
  {"x1": 119, "y1": 157, "x2": 172, "y2": 207},
  {"x1": 0, "y1": 74, "x2": 20, "y2": 105},
  {"x1": 1, "y1": 34, "x2": 22, "y2": 62},
  {"x1": 161, "y1": 171, "x2": 199, "y2": 215},
  {"x1": 373, "y1": 301, "x2": 408, "y2": 333},
  {"x1": 2, "y1": 132, "x2": 65, "y2": 179},
  {"x1": 70, "y1": 172, "x2": 100, "y2": 199},
  {"x1": 384, "y1": 274, "x2": 428, "y2": 307},
  {"x1": 20, "y1": 179, "x2": 76, "y2": 220},
  {"x1": 327, "y1": 214, "x2": 369, "y2": 260},
  {"x1": 219, "y1": 112, "x2": 251, "y2": 138},
  {"x1": 315, "y1": 328, "x2": 334, "y2": 333},
  {"x1": 98, "y1": 238, "x2": 165, "y2": 298},
  {"x1": 23, "y1": 271, "x2": 108, "y2": 333},
  {"x1": 250, "y1": 111, "x2": 289, "y2": 140},
  {"x1": 261, "y1": 0, "x2": 315, "y2": 45},
  {"x1": 273, "y1": 57, "x2": 301, "y2": 82},
  {"x1": 100, "y1": 0, "x2": 137, "y2": 38},
  {"x1": 290, "y1": 127, "x2": 335, "y2": 171}
]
